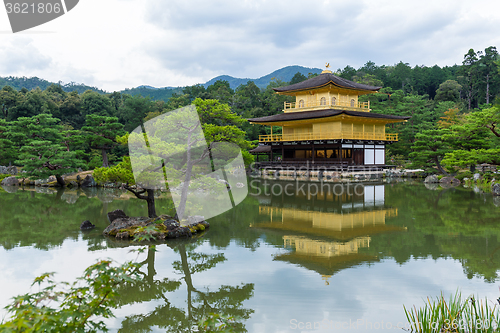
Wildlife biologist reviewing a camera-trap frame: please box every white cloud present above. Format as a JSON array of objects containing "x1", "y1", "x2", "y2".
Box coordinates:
[
  {"x1": 0, "y1": 38, "x2": 52, "y2": 73},
  {"x1": 1, "y1": 0, "x2": 500, "y2": 91}
]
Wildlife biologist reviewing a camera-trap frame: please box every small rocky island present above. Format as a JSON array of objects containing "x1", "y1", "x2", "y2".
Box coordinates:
[{"x1": 103, "y1": 209, "x2": 209, "y2": 241}]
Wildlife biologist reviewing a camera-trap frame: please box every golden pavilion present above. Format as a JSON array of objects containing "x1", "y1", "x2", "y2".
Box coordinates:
[
  {"x1": 251, "y1": 182, "x2": 406, "y2": 283},
  {"x1": 249, "y1": 67, "x2": 410, "y2": 168}
]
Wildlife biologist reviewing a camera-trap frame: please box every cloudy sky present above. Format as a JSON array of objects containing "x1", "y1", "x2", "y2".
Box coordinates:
[{"x1": 1, "y1": 0, "x2": 500, "y2": 92}]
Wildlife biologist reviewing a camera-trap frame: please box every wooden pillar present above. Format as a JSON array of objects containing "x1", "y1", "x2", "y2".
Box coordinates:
[
  {"x1": 281, "y1": 144, "x2": 284, "y2": 161},
  {"x1": 340, "y1": 145, "x2": 343, "y2": 171},
  {"x1": 311, "y1": 141, "x2": 316, "y2": 164}
]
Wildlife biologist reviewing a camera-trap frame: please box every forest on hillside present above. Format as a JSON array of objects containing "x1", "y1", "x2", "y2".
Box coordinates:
[{"x1": 0, "y1": 46, "x2": 499, "y2": 175}]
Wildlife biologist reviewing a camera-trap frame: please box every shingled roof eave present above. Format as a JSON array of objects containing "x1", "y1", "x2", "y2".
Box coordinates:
[
  {"x1": 248, "y1": 109, "x2": 411, "y2": 124},
  {"x1": 273, "y1": 81, "x2": 382, "y2": 94},
  {"x1": 272, "y1": 72, "x2": 382, "y2": 94}
]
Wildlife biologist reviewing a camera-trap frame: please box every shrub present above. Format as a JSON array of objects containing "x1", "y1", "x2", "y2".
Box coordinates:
[
  {"x1": 455, "y1": 171, "x2": 473, "y2": 181},
  {"x1": 0, "y1": 174, "x2": 11, "y2": 182},
  {"x1": 93, "y1": 156, "x2": 135, "y2": 185}
]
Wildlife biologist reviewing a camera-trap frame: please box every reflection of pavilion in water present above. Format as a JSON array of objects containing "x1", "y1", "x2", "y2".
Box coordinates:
[{"x1": 251, "y1": 182, "x2": 404, "y2": 284}]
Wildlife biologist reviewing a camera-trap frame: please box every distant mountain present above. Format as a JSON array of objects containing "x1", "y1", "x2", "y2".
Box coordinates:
[
  {"x1": 136, "y1": 85, "x2": 159, "y2": 90},
  {"x1": 121, "y1": 65, "x2": 323, "y2": 101},
  {"x1": 0, "y1": 76, "x2": 106, "y2": 94},
  {"x1": 0, "y1": 65, "x2": 323, "y2": 101},
  {"x1": 204, "y1": 65, "x2": 322, "y2": 89}
]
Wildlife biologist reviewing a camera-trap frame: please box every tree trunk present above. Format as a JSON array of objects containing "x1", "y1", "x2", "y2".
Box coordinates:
[
  {"x1": 434, "y1": 156, "x2": 448, "y2": 175},
  {"x1": 147, "y1": 189, "x2": 157, "y2": 218},
  {"x1": 486, "y1": 73, "x2": 490, "y2": 104},
  {"x1": 123, "y1": 185, "x2": 157, "y2": 218},
  {"x1": 101, "y1": 149, "x2": 109, "y2": 168},
  {"x1": 55, "y1": 175, "x2": 66, "y2": 187},
  {"x1": 176, "y1": 160, "x2": 193, "y2": 221},
  {"x1": 176, "y1": 130, "x2": 195, "y2": 221}
]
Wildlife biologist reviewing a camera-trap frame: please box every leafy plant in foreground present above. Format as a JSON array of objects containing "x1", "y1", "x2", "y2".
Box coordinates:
[
  {"x1": 0, "y1": 259, "x2": 143, "y2": 332},
  {"x1": 404, "y1": 291, "x2": 500, "y2": 332}
]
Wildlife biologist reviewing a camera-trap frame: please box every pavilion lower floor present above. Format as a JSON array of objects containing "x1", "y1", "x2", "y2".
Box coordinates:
[{"x1": 250, "y1": 140, "x2": 392, "y2": 170}]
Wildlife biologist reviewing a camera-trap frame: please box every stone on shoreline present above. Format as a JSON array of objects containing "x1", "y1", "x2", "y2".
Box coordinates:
[
  {"x1": 81, "y1": 175, "x2": 97, "y2": 187},
  {"x1": 492, "y1": 183, "x2": 500, "y2": 196},
  {"x1": 424, "y1": 175, "x2": 439, "y2": 183},
  {"x1": 103, "y1": 214, "x2": 209, "y2": 241},
  {"x1": 0, "y1": 166, "x2": 17, "y2": 175},
  {"x1": 1, "y1": 176, "x2": 19, "y2": 186},
  {"x1": 439, "y1": 176, "x2": 460, "y2": 186}
]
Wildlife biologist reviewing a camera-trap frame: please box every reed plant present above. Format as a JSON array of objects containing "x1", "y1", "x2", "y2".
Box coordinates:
[{"x1": 404, "y1": 291, "x2": 500, "y2": 332}]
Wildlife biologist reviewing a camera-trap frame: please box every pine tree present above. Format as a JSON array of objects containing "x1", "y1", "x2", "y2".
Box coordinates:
[
  {"x1": 13, "y1": 114, "x2": 85, "y2": 186},
  {"x1": 82, "y1": 114, "x2": 125, "y2": 168}
]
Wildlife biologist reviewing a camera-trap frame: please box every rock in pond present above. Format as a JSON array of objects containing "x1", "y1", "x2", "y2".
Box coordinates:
[
  {"x1": 107, "y1": 209, "x2": 129, "y2": 223},
  {"x1": 80, "y1": 220, "x2": 95, "y2": 230},
  {"x1": 103, "y1": 214, "x2": 209, "y2": 241}
]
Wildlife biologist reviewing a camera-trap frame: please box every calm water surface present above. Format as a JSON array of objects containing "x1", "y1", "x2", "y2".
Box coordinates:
[{"x1": 1, "y1": 181, "x2": 500, "y2": 332}]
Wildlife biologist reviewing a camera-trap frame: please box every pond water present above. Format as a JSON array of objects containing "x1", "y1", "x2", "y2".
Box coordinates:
[{"x1": 1, "y1": 180, "x2": 500, "y2": 332}]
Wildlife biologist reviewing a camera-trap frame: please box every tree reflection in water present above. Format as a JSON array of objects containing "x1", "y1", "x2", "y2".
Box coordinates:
[{"x1": 114, "y1": 240, "x2": 254, "y2": 332}]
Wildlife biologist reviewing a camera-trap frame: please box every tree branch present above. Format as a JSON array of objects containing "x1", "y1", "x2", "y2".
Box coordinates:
[{"x1": 123, "y1": 184, "x2": 148, "y2": 200}]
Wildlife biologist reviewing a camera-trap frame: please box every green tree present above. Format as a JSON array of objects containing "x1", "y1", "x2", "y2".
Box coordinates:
[
  {"x1": 206, "y1": 80, "x2": 234, "y2": 105},
  {"x1": 94, "y1": 155, "x2": 159, "y2": 217},
  {"x1": 352, "y1": 73, "x2": 383, "y2": 87},
  {"x1": 182, "y1": 84, "x2": 207, "y2": 102},
  {"x1": 80, "y1": 90, "x2": 113, "y2": 117},
  {"x1": 10, "y1": 88, "x2": 48, "y2": 119},
  {"x1": 118, "y1": 94, "x2": 154, "y2": 132},
  {"x1": 131, "y1": 99, "x2": 249, "y2": 219},
  {"x1": 478, "y1": 46, "x2": 499, "y2": 105},
  {"x1": 0, "y1": 85, "x2": 18, "y2": 120},
  {"x1": 337, "y1": 65, "x2": 357, "y2": 80},
  {"x1": 442, "y1": 148, "x2": 500, "y2": 170},
  {"x1": 459, "y1": 49, "x2": 481, "y2": 110},
  {"x1": 387, "y1": 62, "x2": 412, "y2": 92},
  {"x1": 231, "y1": 81, "x2": 262, "y2": 116},
  {"x1": 289, "y1": 72, "x2": 307, "y2": 85},
  {"x1": 163, "y1": 93, "x2": 191, "y2": 111},
  {"x1": 467, "y1": 105, "x2": 500, "y2": 138},
  {"x1": 434, "y1": 80, "x2": 462, "y2": 102},
  {"x1": 409, "y1": 128, "x2": 452, "y2": 174},
  {"x1": 0, "y1": 119, "x2": 16, "y2": 165},
  {"x1": 14, "y1": 114, "x2": 85, "y2": 186},
  {"x1": 82, "y1": 114, "x2": 125, "y2": 168},
  {"x1": 96, "y1": 99, "x2": 252, "y2": 219},
  {"x1": 58, "y1": 91, "x2": 83, "y2": 129},
  {"x1": 107, "y1": 91, "x2": 122, "y2": 113}
]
